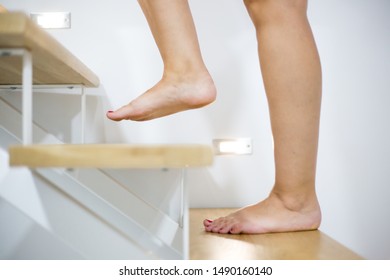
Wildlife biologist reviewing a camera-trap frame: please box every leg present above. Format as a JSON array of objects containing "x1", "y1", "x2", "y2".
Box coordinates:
[
  {"x1": 204, "y1": 0, "x2": 322, "y2": 234},
  {"x1": 107, "y1": 0, "x2": 216, "y2": 121}
]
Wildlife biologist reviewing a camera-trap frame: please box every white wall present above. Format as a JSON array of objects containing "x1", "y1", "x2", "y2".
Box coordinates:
[{"x1": 2, "y1": 0, "x2": 390, "y2": 259}]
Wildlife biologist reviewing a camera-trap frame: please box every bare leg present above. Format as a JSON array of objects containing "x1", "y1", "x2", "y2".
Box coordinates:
[
  {"x1": 204, "y1": 0, "x2": 322, "y2": 234},
  {"x1": 107, "y1": 0, "x2": 216, "y2": 121}
]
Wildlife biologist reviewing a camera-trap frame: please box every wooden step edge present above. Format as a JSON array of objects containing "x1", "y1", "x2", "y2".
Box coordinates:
[
  {"x1": 9, "y1": 144, "x2": 214, "y2": 169},
  {"x1": 0, "y1": 12, "x2": 100, "y2": 87}
]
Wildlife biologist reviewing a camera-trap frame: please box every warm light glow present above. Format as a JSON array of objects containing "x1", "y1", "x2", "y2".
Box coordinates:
[
  {"x1": 213, "y1": 138, "x2": 252, "y2": 155},
  {"x1": 219, "y1": 141, "x2": 242, "y2": 153},
  {"x1": 32, "y1": 13, "x2": 70, "y2": 29}
]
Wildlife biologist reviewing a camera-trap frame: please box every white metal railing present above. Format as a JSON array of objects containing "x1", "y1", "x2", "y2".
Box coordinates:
[
  {"x1": 0, "y1": 100, "x2": 185, "y2": 259},
  {"x1": 0, "y1": 48, "x2": 88, "y2": 144},
  {"x1": 0, "y1": 48, "x2": 189, "y2": 259}
]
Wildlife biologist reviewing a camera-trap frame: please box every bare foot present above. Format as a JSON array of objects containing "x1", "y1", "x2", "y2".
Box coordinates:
[
  {"x1": 203, "y1": 192, "x2": 321, "y2": 234},
  {"x1": 106, "y1": 72, "x2": 216, "y2": 121}
]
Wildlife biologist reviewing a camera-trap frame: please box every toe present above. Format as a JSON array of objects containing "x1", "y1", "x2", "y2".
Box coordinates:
[
  {"x1": 106, "y1": 106, "x2": 129, "y2": 121},
  {"x1": 203, "y1": 219, "x2": 213, "y2": 227},
  {"x1": 211, "y1": 226, "x2": 222, "y2": 233},
  {"x1": 106, "y1": 103, "x2": 147, "y2": 121},
  {"x1": 207, "y1": 218, "x2": 223, "y2": 233},
  {"x1": 218, "y1": 224, "x2": 232, "y2": 234},
  {"x1": 106, "y1": 110, "x2": 120, "y2": 121},
  {"x1": 229, "y1": 223, "x2": 243, "y2": 234}
]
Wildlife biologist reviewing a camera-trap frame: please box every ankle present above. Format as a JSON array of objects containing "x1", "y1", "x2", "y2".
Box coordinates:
[
  {"x1": 270, "y1": 186, "x2": 319, "y2": 212},
  {"x1": 163, "y1": 58, "x2": 209, "y2": 76},
  {"x1": 161, "y1": 68, "x2": 217, "y2": 106},
  {"x1": 163, "y1": 66, "x2": 212, "y2": 83}
]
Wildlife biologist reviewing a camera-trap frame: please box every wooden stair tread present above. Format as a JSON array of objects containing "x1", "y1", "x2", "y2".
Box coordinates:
[
  {"x1": 190, "y1": 208, "x2": 363, "y2": 260},
  {"x1": 9, "y1": 144, "x2": 213, "y2": 168},
  {"x1": 0, "y1": 12, "x2": 99, "y2": 87}
]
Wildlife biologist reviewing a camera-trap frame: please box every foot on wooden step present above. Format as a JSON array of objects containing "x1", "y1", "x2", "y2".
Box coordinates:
[{"x1": 203, "y1": 192, "x2": 321, "y2": 234}]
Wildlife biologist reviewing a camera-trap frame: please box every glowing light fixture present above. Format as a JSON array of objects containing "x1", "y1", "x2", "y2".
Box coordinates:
[
  {"x1": 213, "y1": 138, "x2": 252, "y2": 155},
  {"x1": 31, "y1": 12, "x2": 71, "y2": 29}
]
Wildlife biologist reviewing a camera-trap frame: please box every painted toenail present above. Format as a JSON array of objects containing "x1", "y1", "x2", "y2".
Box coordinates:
[
  {"x1": 206, "y1": 219, "x2": 213, "y2": 223},
  {"x1": 107, "y1": 110, "x2": 114, "y2": 113}
]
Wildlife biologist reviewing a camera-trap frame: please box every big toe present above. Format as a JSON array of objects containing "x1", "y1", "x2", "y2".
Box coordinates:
[
  {"x1": 106, "y1": 104, "x2": 143, "y2": 121},
  {"x1": 203, "y1": 219, "x2": 213, "y2": 227}
]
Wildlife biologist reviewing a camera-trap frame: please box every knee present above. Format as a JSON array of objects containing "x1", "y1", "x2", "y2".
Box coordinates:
[{"x1": 243, "y1": 0, "x2": 307, "y2": 26}]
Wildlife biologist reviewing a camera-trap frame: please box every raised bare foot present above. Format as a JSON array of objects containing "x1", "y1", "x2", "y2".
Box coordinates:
[
  {"x1": 203, "y1": 192, "x2": 321, "y2": 234},
  {"x1": 106, "y1": 71, "x2": 216, "y2": 121}
]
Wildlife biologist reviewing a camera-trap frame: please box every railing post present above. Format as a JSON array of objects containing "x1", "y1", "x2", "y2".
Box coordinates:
[
  {"x1": 22, "y1": 49, "x2": 33, "y2": 145},
  {"x1": 80, "y1": 86, "x2": 86, "y2": 144},
  {"x1": 179, "y1": 168, "x2": 189, "y2": 259},
  {"x1": 0, "y1": 48, "x2": 34, "y2": 145}
]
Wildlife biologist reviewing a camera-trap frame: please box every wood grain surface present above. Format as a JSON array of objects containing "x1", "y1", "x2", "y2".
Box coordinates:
[
  {"x1": 9, "y1": 144, "x2": 214, "y2": 168},
  {"x1": 0, "y1": 12, "x2": 99, "y2": 87}
]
